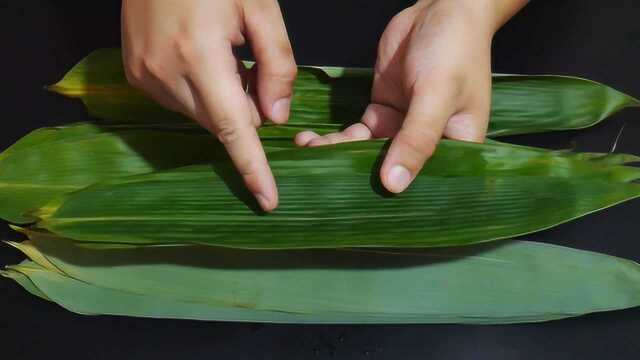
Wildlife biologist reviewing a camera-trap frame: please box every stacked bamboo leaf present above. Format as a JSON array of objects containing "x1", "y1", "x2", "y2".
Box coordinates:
[
  {"x1": 2, "y1": 49, "x2": 640, "y2": 323},
  {"x1": 50, "y1": 48, "x2": 639, "y2": 135}
]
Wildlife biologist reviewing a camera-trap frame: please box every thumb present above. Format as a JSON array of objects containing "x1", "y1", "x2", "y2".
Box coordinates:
[
  {"x1": 244, "y1": 0, "x2": 297, "y2": 124},
  {"x1": 380, "y1": 82, "x2": 458, "y2": 193}
]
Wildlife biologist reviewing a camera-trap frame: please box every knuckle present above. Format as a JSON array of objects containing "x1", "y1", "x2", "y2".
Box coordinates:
[
  {"x1": 124, "y1": 67, "x2": 143, "y2": 88},
  {"x1": 271, "y1": 59, "x2": 298, "y2": 82},
  {"x1": 282, "y1": 59, "x2": 298, "y2": 78},
  {"x1": 124, "y1": 52, "x2": 170, "y2": 86},
  {"x1": 141, "y1": 55, "x2": 167, "y2": 81},
  {"x1": 409, "y1": 78, "x2": 429, "y2": 98},
  {"x1": 274, "y1": 41, "x2": 296, "y2": 63},
  {"x1": 373, "y1": 59, "x2": 385, "y2": 78},
  {"x1": 258, "y1": 47, "x2": 296, "y2": 80},
  {"x1": 443, "y1": 70, "x2": 465, "y2": 89},
  {"x1": 174, "y1": 32, "x2": 210, "y2": 67},
  {"x1": 397, "y1": 127, "x2": 439, "y2": 157},
  {"x1": 215, "y1": 124, "x2": 241, "y2": 145},
  {"x1": 261, "y1": 59, "x2": 297, "y2": 85},
  {"x1": 123, "y1": 58, "x2": 146, "y2": 87},
  {"x1": 412, "y1": 71, "x2": 463, "y2": 100}
]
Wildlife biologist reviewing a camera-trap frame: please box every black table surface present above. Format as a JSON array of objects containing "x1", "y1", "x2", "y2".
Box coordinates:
[{"x1": 2, "y1": 1, "x2": 640, "y2": 359}]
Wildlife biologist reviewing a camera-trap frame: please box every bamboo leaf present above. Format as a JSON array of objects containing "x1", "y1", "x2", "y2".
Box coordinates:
[
  {"x1": 48, "y1": 49, "x2": 371, "y2": 128},
  {"x1": 5, "y1": 237, "x2": 640, "y2": 324},
  {"x1": 1, "y1": 263, "x2": 51, "y2": 301},
  {"x1": 49, "y1": 48, "x2": 639, "y2": 136},
  {"x1": 4, "y1": 124, "x2": 637, "y2": 226},
  {"x1": 489, "y1": 75, "x2": 640, "y2": 135},
  {"x1": 0, "y1": 123, "x2": 294, "y2": 223},
  {"x1": 33, "y1": 140, "x2": 640, "y2": 249}
]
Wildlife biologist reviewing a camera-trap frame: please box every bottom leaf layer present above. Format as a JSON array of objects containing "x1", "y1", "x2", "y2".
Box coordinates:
[{"x1": 3, "y1": 238, "x2": 640, "y2": 324}]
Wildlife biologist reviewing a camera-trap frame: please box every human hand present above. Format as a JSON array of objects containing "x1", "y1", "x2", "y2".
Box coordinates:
[
  {"x1": 296, "y1": 0, "x2": 527, "y2": 193},
  {"x1": 122, "y1": 0, "x2": 297, "y2": 211}
]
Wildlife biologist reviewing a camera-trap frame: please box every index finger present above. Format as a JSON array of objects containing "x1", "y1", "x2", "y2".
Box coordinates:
[
  {"x1": 381, "y1": 79, "x2": 459, "y2": 193},
  {"x1": 186, "y1": 43, "x2": 278, "y2": 212}
]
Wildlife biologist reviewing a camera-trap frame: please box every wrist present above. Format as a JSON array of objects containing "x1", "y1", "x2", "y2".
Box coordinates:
[
  {"x1": 413, "y1": 0, "x2": 528, "y2": 35},
  {"x1": 485, "y1": 0, "x2": 530, "y2": 32}
]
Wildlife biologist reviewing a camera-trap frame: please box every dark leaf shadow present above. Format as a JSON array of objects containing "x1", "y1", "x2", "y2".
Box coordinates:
[{"x1": 30, "y1": 235, "x2": 514, "y2": 271}]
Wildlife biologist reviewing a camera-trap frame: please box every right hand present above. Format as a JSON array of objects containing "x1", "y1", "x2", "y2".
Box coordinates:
[{"x1": 122, "y1": 0, "x2": 297, "y2": 211}]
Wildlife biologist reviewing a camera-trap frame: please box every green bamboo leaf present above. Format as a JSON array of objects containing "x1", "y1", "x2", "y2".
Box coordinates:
[
  {"x1": 1, "y1": 263, "x2": 51, "y2": 301},
  {"x1": 0, "y1": 123, "x2": 295, "y2": 223},
  {"x1": 48, "y1": 48, "x2": 371, "y2": 128},
  {"x1": 34, "y1": 140, "x2": 640, "y2": 249},
  {"x1": 6, "y1": 237, "x2": 640, "y2": 324},
  {"x1": 49, "y1": 48, "x2": 639, "y2": 135},
  {"x1": 489, "y1": 75, "x2": 639, "y2": 135},
  {"x1": 4, "y1": 124, "x2": 637, "y2": 225}
]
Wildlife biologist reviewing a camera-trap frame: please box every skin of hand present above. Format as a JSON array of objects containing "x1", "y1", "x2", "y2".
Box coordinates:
[
  {"x1": 296, "y1": 0, "x2": 528, "y2": 194},
  {"x1": 121, "y1": 0, "x2": 297, "y2": 211}
]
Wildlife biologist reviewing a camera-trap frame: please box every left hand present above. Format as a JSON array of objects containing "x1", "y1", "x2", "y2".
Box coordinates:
[{"x1": 296, "y1": 0, "x2": 525, "y2": 193}]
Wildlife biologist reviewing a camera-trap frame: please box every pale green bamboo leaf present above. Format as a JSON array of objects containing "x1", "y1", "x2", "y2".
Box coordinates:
[
  {"x1": 6, "y1": 238, "x2": 640, "y2": 324},
  {"x1": 6, "y1": 262, "x2": 391, "y2": 322},
  {"x1": 49, "y1": 48, "x2": 639, "y2": 136},
  {"x1": 1, "y1": 263, "x2": 51, "y2": 301},
  {"x1": 34, "y1": 140, "x2": 640, "y2": 249}
]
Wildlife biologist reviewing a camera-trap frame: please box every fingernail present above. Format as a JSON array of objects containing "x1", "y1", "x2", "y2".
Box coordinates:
[
  {"x1": 272, "y1": 97, "x2": 291, "y2": 123},
  {"x1": 386, "y1": 165, "x2": 412, "y2": 193},
  {"x1": 256, "y1": 193, "x2": 274, "y2": 212}
]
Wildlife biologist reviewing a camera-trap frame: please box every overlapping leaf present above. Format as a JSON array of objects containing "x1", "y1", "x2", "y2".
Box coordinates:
[
  {"x1": 4, "y1": 234, "x2": 640, "y2": 324},
  {"x1": 50, "y1": 48, "x2": 639, "y2": 135},
  {"x1": 32, "y1": 139, "x2": 640, "y2": 249},
  {"x1": 0, "y1": 123, "x2": 295, "y2": 223},
  {"x1": 3, "y1": 48, "x2": 640, "y2": 325}
]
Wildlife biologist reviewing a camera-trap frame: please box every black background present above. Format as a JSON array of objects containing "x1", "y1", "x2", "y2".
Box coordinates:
[{"x1": 1, "y1": 1, "x2": 640, "y2": 359}]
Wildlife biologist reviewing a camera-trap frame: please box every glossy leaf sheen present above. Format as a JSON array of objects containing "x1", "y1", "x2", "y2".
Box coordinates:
[
  {"x1": 50, "y1": 48, "x2": 639, "y2": 136},
  {"x1": 0, "y1": 123, "x2": 294, "y2": 223},
  {"x1": 36, "y1": 140, "x2": 640, "y2": 249},
  {"x1": 5, "y1": 237, "x2": 640, "y2": 324},
  {"x1": 2, "y1": 47, "x2": 640, "y2": 326}
]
